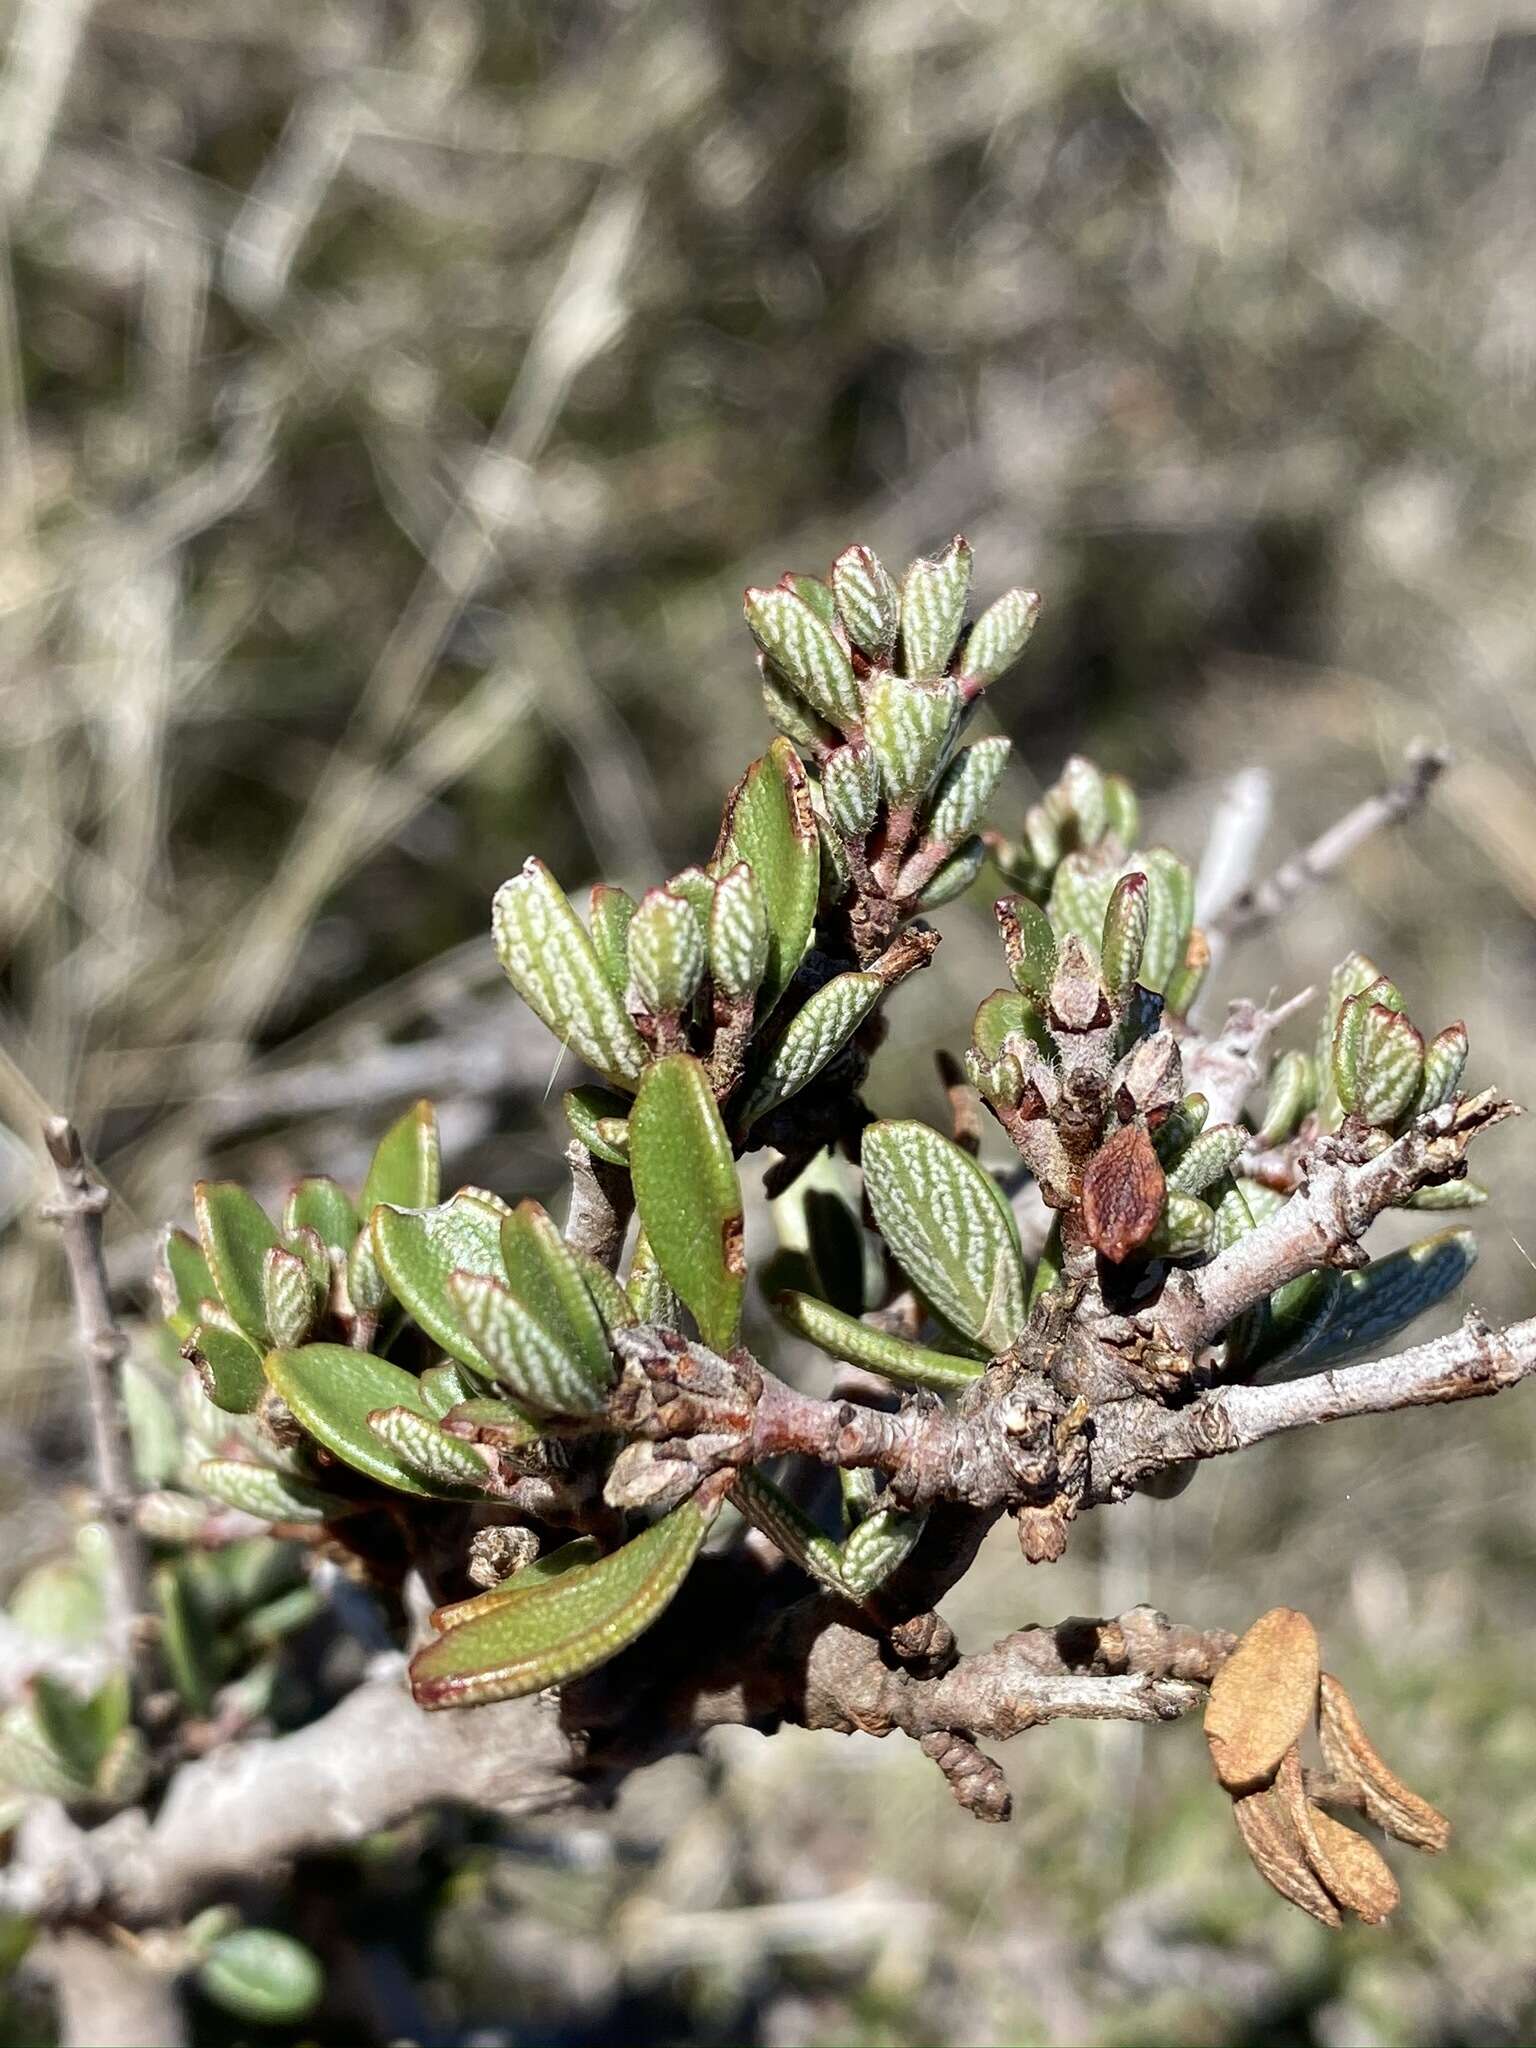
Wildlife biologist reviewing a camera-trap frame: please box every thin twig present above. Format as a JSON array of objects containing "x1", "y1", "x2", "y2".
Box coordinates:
[
  {"x1": 1210, "y1": 743, "x2": 1448, "y2": 944},
  {"x1": 38, "y1": 1118, "x2": 156, "y2": 1696}
]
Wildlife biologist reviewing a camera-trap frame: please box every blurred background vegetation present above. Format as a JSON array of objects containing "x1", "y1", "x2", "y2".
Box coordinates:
[{"x1": 2, "y1": 0, "x2": 1536, "y2": 2040}]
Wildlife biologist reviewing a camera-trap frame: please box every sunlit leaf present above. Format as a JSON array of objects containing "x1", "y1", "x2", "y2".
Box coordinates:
[
  {"x1": 264, "y1": 1344, "x2": 487, "y2": 1497},
  {"x1": 194, "y1": 1183, "x2": 280, "y2": 1346},
  {"x1": 775, "y1": 1291, "x2": 985, "y2": 1389},
  {"x1": 861, "y1": 1121, "x2": 1025, "y2": 1354},
  {"x1": 630, "y1": 1054, "x2": 745, "y2": 1351},
  {"x1": 493, "y1": 858, "x2": 647, "y2": 1089},
  {"x1": 360, "y1": 1099, "x2": 440, "y2": 1216},
  {"x1": 720, "y1": 740, "x2": 820, "y2": 1017},
  {"x1": 740, "y1": 972, "x2": 881, "y2": 1126}
]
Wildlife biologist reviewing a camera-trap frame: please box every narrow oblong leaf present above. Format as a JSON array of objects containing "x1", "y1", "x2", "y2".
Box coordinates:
[
  {"x1": 1165, "y1": 1123, "x2": 1247, "y2": 1197},
  {"x1": 1081, "y1": 1125, "x2": 1165, "y2": 1264},
  {"x1": 1138, "y1": 849, "x2": 1194, "y2": 996},
  {"x1": 156, "y1": 1227, "x2": 216, "y2": 1341},
  {"x1": 197, "y1": 1457, "x2": 355, "y2": 1525},
  {"x1": 1102, "y1": 773, "x2": 1139, "y2": 848},
  {"x1": 740, "y1": 972, "x2": 882, "y2": 1126},
  {"x1": 569, "y1": 1246, "x2": 637, "y2": 1332},
  {"x1": 626, "y1": 887, "x2": 706, "y2": 1016},
  {"x1": 1143, "y1": 1191, "x2": 1215, "y2": 1258},
  {"x1": 194, "y1": 1183, "x2": 281, "y2": 1346},
  {"x1": 431, "y1": 1537, "x2": 605, "y2": 1629},
  {"x1": 629, "y1": 1055, "x2": 745, "y2": 1352},
  {"x1": 821, "y1": 739, "x2": 881, "y2": 840},
  {"x1": 958, "y1": 586, "x2": 1039, "y2": 686},
  {"x1": 1231, "y1": 1783, "x2": 1342, "y2": 1928},
  {"x1": 1349, "y1": 1002, "x2": 1425, "y2": 1126},
  {"x1": 1316, "y1": 1672, "x2": 1450, "y2": 1852},
  {"x1": 262, "y1": 1247, "x2": 320, "y2": 1351},
  {"x1": 1204, "y1": 1607, "x2": 1320, "y2": 1794},
  {"x1": 265, "y1": 1343, "x2": 488, "y2": 1497},
  {"x1": 370, "y1": 1190, "x2": 512, "y2": 1377},
  {"x1": 720, "y1": 740, "x2": 820, "y2": 1017},
  {"x1": 360, "y1": 1099, "x2": 440, "y2": 1216},
  {"x1": 994, "y1": 896, "x2": 1057, "y2": 1005},
  {"x1": 501, "y1": 1201, "x2": 614, "y2": 1396},
  {"x1": 367, "y1": 1407, "x2": 494, "y2": 1489},
  {"x1": 861, "y1": 1121, "x2": 1025, "y2": 1354},
  {"x1": 410, "y1": 1498, "x2": 713, "y2": 1707},
  {"x1": 922, "y1": 735, "x2": 1011, "y2": 848},
  {"x1": 448, "y1": 1273, "x2": 603, "y2": 1418},
  {"x1": 1100, "y1": 870, "x2": 1148, "y2": 1004},
  {"x1": 588, "y1": 884, "x2": 637, "y2": 994},
  {"x1": 1046, "y1": 851, "x2": 1116, "y2": 953},
  {"x1": 1257, "y1": 1050, "x2": 1318, "y2": 1147},
  {"x1": 1257, "y1": 1230, "x2": 1476, "y2": 1382},
  {"x1": 917, "y1": 835, "x2": 986, "y2": 908},
  {"x1": 743, "y1": 585, "x2": 861, "y2": 728},
  {"x1": 831, "y1": 543, "x2": 899, "y2": 659},
  {"x1": 708, "y1": 860, "x2": 770, "y2": 1001},
  {"x1": 840, "y1": 1506, "x2": 927, "y2": 1599},
  {"x1": 899, "y1": 535, "x2": 972, "y2": 677},
  {"x1": 776, "y1": 1291, "x2": 984, "y2": 1390},
  {"x1": 760, "y1": 655, "x2": 835, "y2": 751},
  {"x1": 666, "y1": 865, "x2": 717, "y2": 944},
  {"x1": 1411, "y1": 1021, "x2": 1468, "y2": 1117},
  {"x1": 803, "y1": 1188, "x2": 866, "y2": 1316},
  {"x1": 493, "y1": 858, "x2": 647, "y2": 1089},
  {"x1": 864, "y1": 674, "x2": 959, "y2": 802}
]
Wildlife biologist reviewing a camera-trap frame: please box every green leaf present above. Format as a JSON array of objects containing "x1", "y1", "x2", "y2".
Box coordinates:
[
  {"x1": 156, "y1": 1227, "x2": 216, "y2": 1340},
  {"x1": 899, "y1": 536, "x2": 972, "y2": 677},
  {"x1": 29, "y1": 1671, "x2": 126, "y2": 1789},
  {"x1": 370, "y1": 1190, "x2": 511, "y2": 1376},
  {"x1": 994, "y1": 896, "x2": 1057, "y2": 1006},
  {"x1": 1257, "y1": 1230, "x2": 1477, "y2": 1382},
  {"x1": 1143, "y1": 1192, "x2": 1215, "y2": 1258},
  {"x1": 803, "y1": 1190, "x2": 866, "y2": 1316},
  {"x1": 500, "y1": 1202, "x2": 613, "y2": 1397},
  {"x1": 840, "y1": 1505, "x2": 927, "y2": 1599},
  {"x1": 432, "y1": 1537, "x2": 606, "y2": 1628},
  {"x1": 448, "y1": 1273, "x2": 603, "y2": 1416},
  {"x1": 122, "y1": 1358, "x2": 182, "y2": 1487},
  {"x1": 1100, "y1": 870, "x2": 1148, "y2": 1004},
  {"x1": 743, "y1": 585, "x2": 861, "y2": 729},
  {"x1": 569, "y1": 1247, "x2": 637, "y2": 1332},
  {"x1": 626, "y1": 1229, "x2": 681, "y2": 1327},
  {"x1": 441, "y1": 1396, "x2": 542, "y2": 1447},
  {"x1": 666, "y1": 865, "x2": 718, "y2": 945},
  {"x1": 367, "y1": 1407, "x2": 493, "y2": 1488},
  {"x1": 917, "y1": 836, "x2": 986, "y2": 908},
  {"x1": 721, "y1": 740, "x2": 820, "y2": 1017},
  {"x1": 760, "y1": 656, "x2": 836, "y2": 751},
  {"x1": 1165, "y1": 1123, "x2": 1247, "y2": 1197},
  {"x1": 155, "y1": 1561, "x2": 220, "y2": 1715},
  {"x1": 740, "y1": 972, "x2": 882, "y2": 1127},
  {"x1": 1047, "y1": 852, "x2": 1116, "y2": 953},
  {"x1": 959, "y1": 586, "x2": 1039, "y2": 686},
  {"x1": 1411, "y1": 1021, "x2": 1468, "y2": 1117},
  {"x1": 194, "y1": 1183, "x2": 280, "y2": 1347},
  {"x1": 831, "y1": 543, "x2": 899, "y2": 660},
  {"x1": 588, "y1": 884, "x2": 638, "y2": 994},
  {"x1": 418, "y1": 1360, "x2": 478, "y2": 1417},
  {"x1": 261, "y1": 1246, "x2": 320, "y2": 1350},
  {"x1": 1138, "y1": 849, "x2": 1194, "y2": 996},
  {"x1": 1257, "y1": 1050, "x2": 1318, "y2": 1147},
  {"x1": 630, "y1": 1055, "x2": 745, "y2": 1351},
  {"x1": 776, "y1": 1291, "x2": 984, "y2": 1390},
  {"x1": 864, "y1": 675, "x2": 959, "y2": 802},
  {"x1": 282, "y1": 1176, "x2": 358, "y2": 1253},
  {"x1": 264, "y1": 1344, "x2": 487, "y2": 1497},
  {"x1": 1059, "y1": 756, "x2": 1108, "y2": 843},
  {"x1": 820, "y1": 739, "x2": 882, "y2": 839},
  {"x1": 782, "y1": 571, "x2": 838, "y2": 625},
  {"x1": 1404, "y1": 1179, "x2": 1487, "y2": 1210},
  {"x1": 493, "y1": 858, "x2": 647, "y2": 1089},
  {"x1": 860, "y1": 1122, "x2": 1026, "y2": 1354},
  {"x1": 923, "y1": 735, "x2": 1011, "y2": 847},
  {"x1": 0, "y1": 1702, "x2": 93, "y2": 1800},
  {"x1": 563, "y1": 1084, "x2": 631, "y2": 1167},
  {"x1": 627, "y1": 886, "x2": 706, "y2": 1015},
  {"x1": 1337, "y1": 997, "x2": 1424, "y2": 1125},
  {"x1": 360, "y1": 1099, "x2": 440, "y2": 1215},
  {"x1": 196, "y1": 1457, "x2": 354, "y2": 1524},
  {"x1": 1103, "y1": 773, "x2": 1139, "y2": 847},
  {"x1": 708, "y1": 860, "x2": 770, "y2": 1001},
  {"x1": 410, "y1": 1498, "x2": 713, "y2": 1707},
  {"x1": 198, "y1": 1930, "x2": 324, "y2": 2027},
  {"x1": 186, "y1": 1321, "x2": 266, "y2": 1415}
]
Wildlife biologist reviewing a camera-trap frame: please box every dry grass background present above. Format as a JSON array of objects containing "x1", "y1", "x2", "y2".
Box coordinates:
[{"x1": 2, "y1": 1, "x2": 1536, "y2": 2041}]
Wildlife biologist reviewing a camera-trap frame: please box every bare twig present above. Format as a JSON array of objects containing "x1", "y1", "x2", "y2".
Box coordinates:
[
  {"x1": 563, "y1": 1141, "x2": 634, "y2": 1269},
  {"x1": 38, "y1": 1119, "x2": 155, "y2": 1695},
  {"x1": 1211, "y1": 743, "x2": 1448, "y2": 945}
]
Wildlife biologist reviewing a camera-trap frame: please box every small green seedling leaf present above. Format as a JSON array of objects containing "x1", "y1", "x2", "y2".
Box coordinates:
[
  {"x1": 262, "y1": 1246, "x2": 321, "y2": 1351},
  {"x1": 449, "y1": 1272, "x2": 606, "y2": 1418},
  {"x1": 367, "y1": 1408, "x2": 494, "y2": 1489},
  {"x1": 418, "y1": 1359, "x2": 479, "y2": 1418},
  {"x1": 156, "y1": 1228, "x2": 216, "y2": 1341},
  {"x1": 821, "y1": 740, "x2": 882, "y2": 839},
  {"x1": 360, "y1": 1099, "x2": 440, "y2": 1215},
  {"x1": 501, "y1": 1202, "x2": 613, "y2": 1398},
  {"x1": 588, "y1": 884, "x2": 638, "y2": 994},
  {"x1": 627, "y1": 886, "x2": 706, "y2": 1016},
  {"x1": 264, "y1": 1344, "x2": 487, "y2": 1497},
  {"x1": 630, "y1": 1054, "x2": 745, "y2": 1352},
  {"x1": 194, "y1": 1183, "x2": 281, "y2": 1346},
  {"x1": 493, "y1": 858, "x2": 647, "y2": 1089},
  {"x1": 864, "y1": 675, "x2": 959, "y2": 802},
  {"x1": 994, "y1": 896, "x2": 1057, "y2": 1006},
  {"x1": 198, "y1": 1930, "x2": 324, "y2": 2028},
  {"x1": 776, "y1": 1291, "x2": 984, "y2": 1390},
  {"x1": 410, "y1": 1498, "x2": 713, "y2": 1707},
  {"x1": 709, "y1": 861, "x2": 770, "y2": 1001},
  {"x1": 924, "y1": 735, "x2": 1012, "y2": 847},
  {"x1": 720, "y1": 740, "x2": 820, "y2": 1017},
  {"x1": 740, "y1": 972, "x2": 881, "y2": 1127}
]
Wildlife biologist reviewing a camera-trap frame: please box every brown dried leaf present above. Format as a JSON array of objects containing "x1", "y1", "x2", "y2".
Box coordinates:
[
  {"x1": 1318, "y1": 1673, "x2": 1451, "y2": 1853},
  {"x1": 1275, "y1": 1748, "x2": 1401, "y2": 1925},
  {"x1": 1080, "y1": 1123, "x2": 1165, "y2": 1263},
  {"x1": 1204, "y1": 1607, "x2": 1320, "y2": 1793},
  {"x1": 1231, "y1": 1783, "x2": 1341, "y2": 1927}
]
